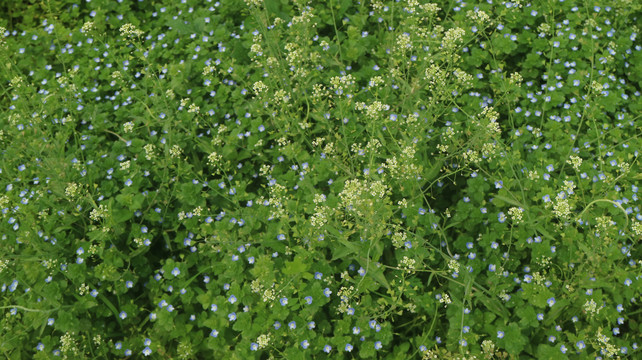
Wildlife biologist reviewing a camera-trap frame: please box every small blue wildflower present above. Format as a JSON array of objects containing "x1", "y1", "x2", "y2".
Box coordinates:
[{"x1": 171, "y1": 267, "x2": 180, "y2": 277}]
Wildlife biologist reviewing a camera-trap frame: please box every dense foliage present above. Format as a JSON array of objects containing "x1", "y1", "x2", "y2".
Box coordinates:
[{"x1": 1, "y1": 0, "x2": 641, "y2": 358}]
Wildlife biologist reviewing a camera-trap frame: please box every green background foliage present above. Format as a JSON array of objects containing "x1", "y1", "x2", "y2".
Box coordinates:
[{"x1": 1, "y1": 0, "x2": 641, "y2": 359}]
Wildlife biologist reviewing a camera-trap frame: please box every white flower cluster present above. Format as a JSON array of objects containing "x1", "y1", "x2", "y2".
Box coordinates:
[
  {"x1": 120, "y1": 160, "x2": 131, "y2": 171},
  {"x1": 596, "y1": 328, "x2": 619, "y2": 357},
  {"x1": 65, "y1": 183, "x2": 81, "y2": 198},
  {"x1": 399, "y1": 256, "x2": 416, "y2": 271},
  {"x1": 338, "y1": 178, "x2": 389, "y2": 217},
  {"x1": 253, "y1": 81, "x2": 268, "y2": 94},
  {"x1": 144, "y1": 144, "x2": 156, "y2": 160},
  {"x1": 244, "y1": 0, "x2": 262, "y2": 7},
  {"x1": 89, "y1": 204, "x2": 109, "y2": 222},
  {"x1": 170, "y1": 145, "x2": 183, "y2": 158},
  {"x1": 78, "y1": 283, "x2": 90, "y2": 296},
  {"x1": 330, "y1": 74, "x2": 355, "y2": 93},
  {"x1": 81, "y1": 21, "x2": 95, "y2": 34},
  {"x1": 552, "y1": 198, "x2": 571, "y2": 218},
  {"x1": 583, "y1": 298, "x2": 603, "y2": 317},
  {"x1": 123, "y1": 121, "x2": 134, "y2": 133},
  {"x1": 119, "y1": 23, "x2": 143, "y2": 38},
  {"x1": 438, "y1": 293, "x2": 451, "y2": 307},
  {"x1": 60, "y1": 332, "x2": 80, "y2": 357},
  {"x1": 508, "y1": 207, "x2": 524, "y2": 223},
  {"x1": 256, "y1": 334, "x2": 270, "y2": 349},
  {"x1": 441, "y1": 27, "x2": 465, "y2": 51},
  {"x1": 466, "y1": 9, "x2": 491, "y2": 24},
  {"x1": 447, "y1": 259, "x2": 460, "y2": 274},
  {"x1": 359, "y1": 101, "x2": 390, "y2": 119},
  {"x1": 567, "y1": 155, "x2": 582, "y2": 171},
  {"x1": 208, "y1": 151, "x2": 222, "y2": 167}
]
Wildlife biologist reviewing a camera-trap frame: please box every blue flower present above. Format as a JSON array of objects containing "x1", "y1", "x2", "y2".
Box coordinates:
[
  {"x1": 288, "y1": 321, "x2": 296, "y2": 329},
  {"x1": 228, "y1": 295, "x2": 237, "y2": 304},
  {"x1": 228, "y1": 312, "x2": 237, "y2": 321},
  {"x1": 375, "y1": 341, "x2": 382, "y2": 350},
  {"x1": 210, "y1": 329, "x2": 219, "y2": 337},
  {"x1": 560, "y1": 345, "x2": 567, "y2": 353},
  {"x1": 347, "y1": 307, "x2": 355, "y2": 315},
  {"x1": 119, "y1": 311, "x2": 127, "y2": 320},
  {"x1": 301, "y1": 340, "x2": 309, "y2": 349},
  {"x1": 250, "y1": 343, "x2": 258, "y2": 351},
  {"x1": 9, "y1": 280, "x2": 18, "y2": 292},
  {"x1": 323, "y1": 345, "x2": 332, "y2": 353},
  {"x1": 345, "y1": 343, "x2": 353, "y2": 352},
  {"x1": 489, "y1": 264, "x2": 496, "y2": 272},
  {"x1": 280, "y1": 297, "x2": 288, "y2": 306},
  {"x1": 323, "y1": 288, "x2": 332, "y2": 297},
  {"x1": 171, "y1": 267, "x2": 180, "y2": 277},
  {"x1": 308, "y1": 321, "x2": 316, "y2": 329},
  {"x1": 142, "y1": 347, "x2": 152, "y2": 356},
  {"x1": 547, "y1": 297, "x2": 556, "y2": 307},
  {"x1": 497, "y1": 331, "x2": 504, "y2": 338},
  {"x1": 576, "y1": 341, "x2": 585, "y2": 350},
  {"x1": 274, "y1": 321, "x2": 281, "y2": 330},
  {"x1": 304, "y1": 296, "x2": 313, "y2": 305}
]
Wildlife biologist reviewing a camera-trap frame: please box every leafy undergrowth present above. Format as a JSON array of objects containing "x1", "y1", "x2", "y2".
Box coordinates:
[{"x1": 1, "y1": 0, "x2": 641, "y2": 359}]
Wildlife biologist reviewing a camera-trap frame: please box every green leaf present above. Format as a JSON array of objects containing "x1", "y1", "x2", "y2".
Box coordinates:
[
  {"x1": 283, "y1": 254, "x2": 309, "y2": 275},
  {"x1": 536, "y1": 344, "x2": 567, "y2": 360},
  {"x1": 504, "y1": 323, "x2": 527, "y2": 355}
]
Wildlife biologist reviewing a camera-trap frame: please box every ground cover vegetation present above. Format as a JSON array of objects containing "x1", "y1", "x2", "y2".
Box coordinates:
[{"x1": 1, "y1": 0, "x2": 641, "y2": 358}]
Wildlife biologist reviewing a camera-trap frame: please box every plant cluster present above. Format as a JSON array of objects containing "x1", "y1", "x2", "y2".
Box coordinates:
[{"x1": 1, "y1": 0, "x2": 641, "y2": 359}]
